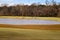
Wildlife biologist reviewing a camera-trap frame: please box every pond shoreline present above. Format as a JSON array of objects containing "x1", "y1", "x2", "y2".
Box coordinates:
[
  {"x1": 0, "y1": 16, "x2": 60, "y2": 21},
  {"x1": 0, "y1": 24, "x2": 60, "y2": 30}
]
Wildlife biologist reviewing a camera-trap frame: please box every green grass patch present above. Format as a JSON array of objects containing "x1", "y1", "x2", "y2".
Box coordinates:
[{"x1": 0, "y1": 27, "x2": 60, "y2": 40}]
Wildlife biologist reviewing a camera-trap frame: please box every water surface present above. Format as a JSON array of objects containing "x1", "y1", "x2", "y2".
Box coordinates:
[{"x1": 0, "y1": 18, "x2": 60, "y2": 25}]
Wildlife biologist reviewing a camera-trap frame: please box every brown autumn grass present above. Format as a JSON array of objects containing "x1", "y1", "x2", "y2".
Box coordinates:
[
  {"x1": 0, "y1": 24, "x2": 60, "y2": 30},
  {"x1": 0, "y1": 24, "x2": 60, "y2": 40}
]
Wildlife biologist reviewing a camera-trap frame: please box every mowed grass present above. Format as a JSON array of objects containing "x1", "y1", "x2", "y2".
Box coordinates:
[
  {"x1": 0, "y1": 27, "x2": 60, "y2": 40},
  {"x1": 0, "y1": 24, "x2": 60, "y2": 30},
  {"x1": 0, "y1": 16, "x2": 60, "y2": 21}
]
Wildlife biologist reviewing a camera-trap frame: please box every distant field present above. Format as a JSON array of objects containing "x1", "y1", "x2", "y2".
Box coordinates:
[
  {"x1": 0, "y1": 27, "x2": 60, "y2": 40},
  {"x1": 0, "y1": 16, "x2": 60, "y2": 21}
]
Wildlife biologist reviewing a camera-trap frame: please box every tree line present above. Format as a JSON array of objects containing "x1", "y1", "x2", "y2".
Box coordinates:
[{"x1": 0, "y1": 1, "x2": 60, "y2": 17}]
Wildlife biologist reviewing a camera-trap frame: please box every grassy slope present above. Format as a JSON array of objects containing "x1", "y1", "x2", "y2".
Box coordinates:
[
  {"x1": 0, "y1": 24, "x2": 60, "y2": 40},
  {"x1": 0, "y1": 24, "x2": 60, "y2": 30},
  {"x1": 0, "y1": 16, "x2": 60, "y2": 21},
  {"x1": 0, "y1": 27, "x2": 60, "y2": 40}
]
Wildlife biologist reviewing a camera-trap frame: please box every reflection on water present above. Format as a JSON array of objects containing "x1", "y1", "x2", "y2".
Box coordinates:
[{"x1": 0, "y1": 18, "x2": 60, "y2": 25}]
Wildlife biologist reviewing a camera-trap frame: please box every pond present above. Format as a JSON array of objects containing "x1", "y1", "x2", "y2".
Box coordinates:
[{"x1": 0, "y1": 18, "x2": 60, "y2": 25}]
